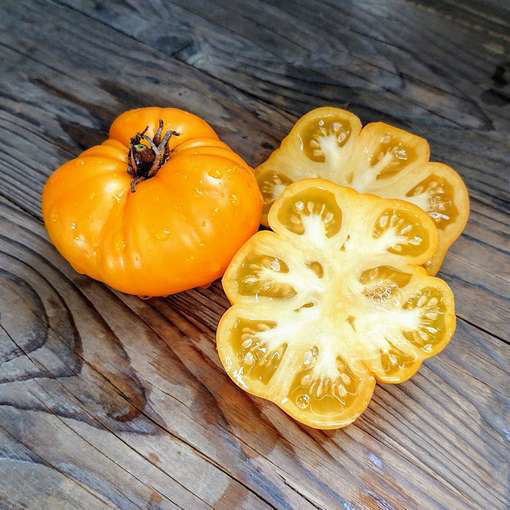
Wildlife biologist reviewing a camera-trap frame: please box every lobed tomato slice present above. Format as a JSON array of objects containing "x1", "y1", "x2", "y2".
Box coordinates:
[
  {"x1": 256, "y1": 107, "x2": 469, "y2": 274},
  {"x1": 218, "y1": 180, "x2": 456, "y2": 429}
]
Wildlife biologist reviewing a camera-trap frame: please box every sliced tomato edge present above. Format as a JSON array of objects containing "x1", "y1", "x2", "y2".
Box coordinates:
[
  {"x1": 216, "y1": 305, "x2": 378, "y2": 429},
  {"x1": 426, "y1": 165, "x2": 470, "y2": 275}
]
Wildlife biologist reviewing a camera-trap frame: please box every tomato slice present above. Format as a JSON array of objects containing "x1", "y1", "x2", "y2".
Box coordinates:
[
  {"x1": 218, "y1": 180, "x2": 456, "y2": 429},
  {"x1": 256, "y1": 107, "x2": 469, "y2": 274}
]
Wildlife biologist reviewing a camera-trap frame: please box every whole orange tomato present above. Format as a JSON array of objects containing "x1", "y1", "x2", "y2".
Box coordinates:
[{"x1": 43, "y1": 107, "x2": 262, "y2": 296}]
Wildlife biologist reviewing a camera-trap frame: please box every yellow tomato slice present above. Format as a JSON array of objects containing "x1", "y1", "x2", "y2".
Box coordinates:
[
  {"x1": 218, "y1": 180, "x2": 456, "y2": 429},
  {"x1": 255, "y1": 108, "x2": 469, "y2": 274}
]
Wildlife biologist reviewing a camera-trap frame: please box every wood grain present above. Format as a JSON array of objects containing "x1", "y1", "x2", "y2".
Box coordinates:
[{"x1": 0, "y1": 0, "x2": 508, "y2": 509}]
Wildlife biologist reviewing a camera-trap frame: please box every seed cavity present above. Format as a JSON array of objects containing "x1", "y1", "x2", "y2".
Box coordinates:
[
  {"x1": 303, "y1": 117, "x2": 352, "y2": 162},
  {"x1": 402, "y1": 288, "x2": 446, "y2": 352},
  {"x1": 406, "y1": 175, "x2": 458, "y2": 229},
  {"x1": 259, "y1": 171, "x2": 293, "y2": 214},
  {"x1": 278, "y1": 188, "x2": 342, "y2": 238},
  {"x1": 373, "y1": 209, "x2": 428, "y2": 256},
  {"x1": 307, "y1": 261, "x2": 324, "y2": 278},
  {"x1": 238, "y1": 255, "x2": 296, "y2": 298}
]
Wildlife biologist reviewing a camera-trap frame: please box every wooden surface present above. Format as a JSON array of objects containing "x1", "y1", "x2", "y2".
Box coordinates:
[{"x1": 0, "y1": 0, "x2": 509, "y2": 508}]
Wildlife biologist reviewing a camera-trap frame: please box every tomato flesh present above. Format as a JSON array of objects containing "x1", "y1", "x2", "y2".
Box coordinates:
[
  {"x1": 255, "y1": 107, "x2": 469, "y2": 274},
  {"x1": 218, "y1": 179, "x2": 456, "y2": 429}
]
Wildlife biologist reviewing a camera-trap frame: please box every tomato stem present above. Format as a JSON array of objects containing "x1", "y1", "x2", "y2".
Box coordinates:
[{"x1": 127, "y1": 120, "x2": 180, "y2": 192}]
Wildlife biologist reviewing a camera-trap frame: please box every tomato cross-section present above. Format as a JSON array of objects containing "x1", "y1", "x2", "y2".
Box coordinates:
[
  {"x1": 217, "y1": 179, "x2": 456, "y2": 429},
  {"x1": 256, "y1": 107, "x2": 469, "y2": 274}
]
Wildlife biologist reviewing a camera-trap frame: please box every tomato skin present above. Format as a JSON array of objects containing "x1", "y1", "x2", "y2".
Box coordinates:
[{"x1": 43, "y1": 107, "x2": 262, "y2": 296}]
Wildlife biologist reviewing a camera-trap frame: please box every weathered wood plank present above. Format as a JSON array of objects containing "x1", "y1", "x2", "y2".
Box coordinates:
[
  {"x1": 0, "y1": 0, "x2": 509, "y2": 509},
  {"x1": 0, "y1": 438, "x2": 117, "y2": 510}
]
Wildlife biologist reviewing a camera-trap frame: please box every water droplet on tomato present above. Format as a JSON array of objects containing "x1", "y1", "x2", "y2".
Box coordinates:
[
  {"x1": 71, "y1": 222, "x2": 77, "y2": 230},
  {"x1": 115, "y1": 239, "x2": 126, "y2": 251},
  {"x1": 231, "y1": 194, "x2": 239, "y2": 205},
  {"x1": 155, "y1": 228, "x2": 170, "y2": 241},
  {"x1": 209, "y1": 168, "x2": 222, "y2": 178},
  {"x1": 296, "y1": 394, "x2": 310, "y2": 409}
]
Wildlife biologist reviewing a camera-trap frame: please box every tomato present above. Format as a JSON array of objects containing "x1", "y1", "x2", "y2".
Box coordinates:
[
  {"x1": 43, "y1": 107, "x2": 262, "y2": 296},
  {"x1": 217, "y1": 179, "x2": 456, "y2": 429},
  {"x1": 255, "y1": 107, "x2": 469, "y2": 274}
]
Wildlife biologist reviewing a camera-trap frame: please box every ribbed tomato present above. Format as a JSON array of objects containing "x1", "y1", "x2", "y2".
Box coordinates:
[
  {"x1": 43, "y1": 107, "x2": 262, "y2": 296},
  {"x1": 255, "y1": 107, "x2": 469, "y2": 274},
  {"x1": 218, "y1": 179, "x2": 456, "y2": 429}
]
